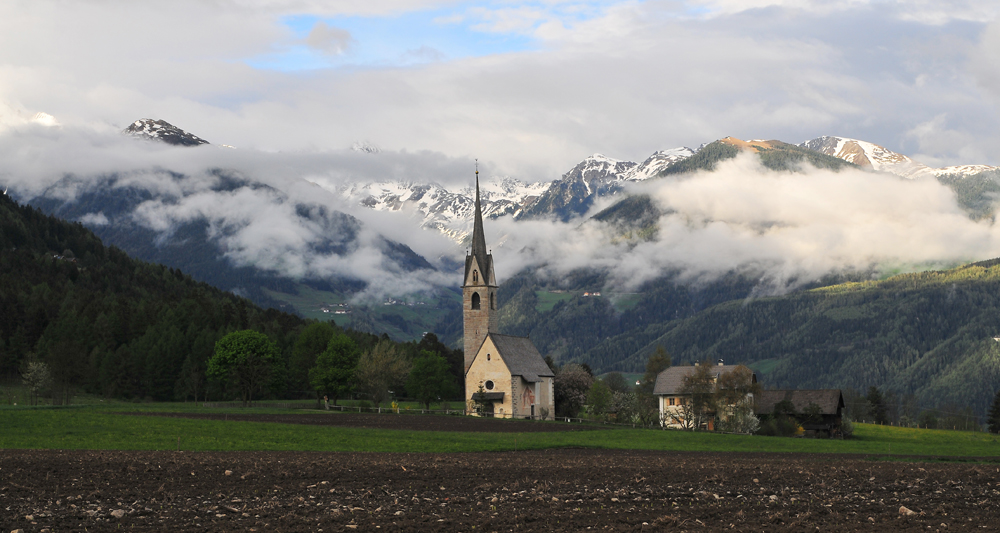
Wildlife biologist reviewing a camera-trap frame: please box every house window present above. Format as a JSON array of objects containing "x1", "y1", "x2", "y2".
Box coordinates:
[
  {"x1": 485, "y1": 380, "x2": 494, "y2": 390},
  {"x1": 669, "y1": 398, "x2": 675, "y2": 406},
  {"x1": 471, "y1": 292, "x2": 481, "y2": 310}
]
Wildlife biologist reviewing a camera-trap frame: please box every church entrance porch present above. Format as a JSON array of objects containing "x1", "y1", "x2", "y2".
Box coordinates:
[{"x1": 471, "y1": 391, "x2": 504, "y2": 418}]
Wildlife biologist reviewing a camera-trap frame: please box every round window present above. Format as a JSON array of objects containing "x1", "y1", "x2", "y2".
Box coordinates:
[{"x1": 484, "y1": 380, "x2": 495, "y2": 390}]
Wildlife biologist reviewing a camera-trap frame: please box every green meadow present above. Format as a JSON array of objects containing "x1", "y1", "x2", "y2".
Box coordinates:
[{"x1": 2, "y1": 404, "x2": 999, "y2": 458}]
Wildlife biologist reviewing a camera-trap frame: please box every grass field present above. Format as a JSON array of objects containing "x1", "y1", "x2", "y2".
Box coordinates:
[
  {"x1": 535, "y1": 291, "x2": 578, "y2": 313},
  {"x1": 2, "y1": 404, "x2": 999, "y2": 457}
]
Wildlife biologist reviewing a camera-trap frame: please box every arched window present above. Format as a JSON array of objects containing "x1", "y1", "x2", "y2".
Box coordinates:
[
  {"x1": 472, "y1": 269, "x2": 478, "y2": 283},
  {"x1": 490, "y1": 292, "x2": 495, "y2": 310},
  {"x1": 471, "y1": 292, "x2": 481, "y2": 310}
]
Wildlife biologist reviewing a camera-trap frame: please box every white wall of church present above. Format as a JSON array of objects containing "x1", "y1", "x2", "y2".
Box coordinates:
[{"x1": 465, "y1": 337, "x2": 513, "y2": 417}]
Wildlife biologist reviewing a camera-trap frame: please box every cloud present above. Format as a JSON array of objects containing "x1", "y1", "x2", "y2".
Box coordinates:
[
  {"x1": 1, "y1": 0, "x2": 998, "y2": 179},
  {"x1": 490, "y1": 153, "x2": 1000, "y2": 293},
  {"x1": 305, "y1": 21, "x2": 354, "y2": 55}
]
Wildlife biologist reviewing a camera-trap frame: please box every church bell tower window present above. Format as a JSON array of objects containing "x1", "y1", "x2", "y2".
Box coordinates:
[
  {"x1": 473, "y1": 269, "x2": 478, "y2": 283},
  {"x1": 471, "y1": 292, "x2": 481, "y2": 310},
  {"x1": 490, "y1": 292, "x2": 495, "y2": 310}
]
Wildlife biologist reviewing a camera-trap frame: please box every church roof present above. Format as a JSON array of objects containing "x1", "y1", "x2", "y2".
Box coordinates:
[
  {"x1": 652, "y1": 364, "x2": 752, "y2": 395},
  {"x1": 489, "y1": 333, "x2": 554, "y2": 383},
  {"x1": 465, "y1": 173, "x2": 493, "y2": 285}
]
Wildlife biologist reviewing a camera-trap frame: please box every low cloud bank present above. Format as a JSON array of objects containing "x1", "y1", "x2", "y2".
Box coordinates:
[
  {"x1": 492, "y1": 153, "x2": 1000, "y2": 293},
  {"x1": 3, "y1": 129, "x2": 999, "y2": 301}
]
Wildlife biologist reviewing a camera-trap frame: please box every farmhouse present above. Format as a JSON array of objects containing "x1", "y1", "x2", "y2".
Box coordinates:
[
  {"x1": 462, "y1": 169, "x2": 555, "y2": 419},
  {"x1": 653, "y1": 363, "x2": 757, "y2": 429},
  {"x1": 755, "y1": 389, "x2": 845, "y2": 435}
]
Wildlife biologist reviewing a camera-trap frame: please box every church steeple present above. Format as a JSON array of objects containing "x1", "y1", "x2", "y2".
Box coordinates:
[
  {"x1": 469, "y1": 165, "x2": 490, "y2": 285},
  {"x1": 462, "y1": 163, "x2": 498, "y2": 373}
]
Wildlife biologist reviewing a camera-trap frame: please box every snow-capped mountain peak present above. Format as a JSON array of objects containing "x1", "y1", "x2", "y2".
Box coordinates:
[
  {"x1": 123, "y1": 119, "x2": 210, "y2": 147},
  {"x1": 800, "y1": 136, "x2": 997, "y2": 179},
  {"x1": 351, "y1": 141, "x2": 381, "y2": 154},
  {"x1": 623, "y1": 147, "x2": 696, "y2": 181},
  {"x1": 0, "y1": 102, "x2": 60, "y2": 130}
]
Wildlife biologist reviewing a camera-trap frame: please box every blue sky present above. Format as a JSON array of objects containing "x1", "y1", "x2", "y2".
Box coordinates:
[{"x1": 247, "y1": 1, "x2": 642, "y2": 71}]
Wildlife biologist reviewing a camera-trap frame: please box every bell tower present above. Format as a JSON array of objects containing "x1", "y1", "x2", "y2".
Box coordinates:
[{"x1": 463, "y1": 165, "x2": 499, "y2": 373}]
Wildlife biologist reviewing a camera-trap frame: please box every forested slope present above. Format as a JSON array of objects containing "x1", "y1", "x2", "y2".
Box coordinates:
[
  {"x1": 0, "y1": 192, "x2": 306, "y2": 401},
  {"x1": 606, "y1": 260, "x2": 1000, "y2": 416}
]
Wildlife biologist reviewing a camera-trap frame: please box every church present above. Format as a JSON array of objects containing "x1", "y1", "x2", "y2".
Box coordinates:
[{"x1": 462, "y1": 170, "x2": 555, "y2": 420}]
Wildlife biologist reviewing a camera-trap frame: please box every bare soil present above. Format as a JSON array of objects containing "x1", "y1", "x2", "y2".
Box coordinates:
[
  {"x1": 123, "y1": 411, "x2": 597, "y2": 432},
  {"x1": 4, "y1": 446, "x2": 1000, "y2": 532}
]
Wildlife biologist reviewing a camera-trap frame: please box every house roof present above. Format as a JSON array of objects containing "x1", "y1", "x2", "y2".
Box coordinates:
[
  {"x1": 488, "y1": 333, "x2": 554, "y2": 383},
  {"x1": 652, "y1": 364, "x2": 751, "y2": 395},
  {"x1": 754, "y1": 389, "x2": 844, "y2": 416}
]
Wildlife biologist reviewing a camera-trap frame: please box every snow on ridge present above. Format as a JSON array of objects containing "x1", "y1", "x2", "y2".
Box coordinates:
[
  {"x1": 326, "y1": 147, "x2": 694, "y2": 242},
  {"x1": 801, "y1": 135, "x2": 995, "y2": 179}
]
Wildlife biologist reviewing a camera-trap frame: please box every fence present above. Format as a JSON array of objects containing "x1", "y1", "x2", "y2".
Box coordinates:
[{"x1": 201, "y1": 402, "x2": 297, "y2": 409}]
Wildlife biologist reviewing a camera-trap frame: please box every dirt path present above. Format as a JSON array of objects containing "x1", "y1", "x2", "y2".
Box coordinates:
[
  {"x1": 3, "y1": 448, "x2": 999, "y2": 532},
  {"x1": 123, "y1": 411, "x2": 598, "y2": 432}
]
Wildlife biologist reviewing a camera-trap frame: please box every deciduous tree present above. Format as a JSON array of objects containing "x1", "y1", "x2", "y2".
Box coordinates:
[
  {"x1": 207, "y1": 330, "x2": 279, "y2": 406},
  {"x1": 405, "y1": 350, "x2": 458, "y2": 410},
  {"x1": 554, "y1": 364, "x2": 593, "y2": 418},
  {"x1": 354, "y1": 340, "x2": 410, "y2": 407},
  {"x1": 309, "y1": 333, "x2": 361, "y2": 406},
  {"x1": 674, "y1": 361, "x2": 716, "y2": 430}
]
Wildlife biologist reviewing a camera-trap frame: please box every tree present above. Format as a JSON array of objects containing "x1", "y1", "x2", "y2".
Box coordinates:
[
  {"x1": 21, "y1": 359, "x2": 51, "y2": 406},
  {"x1": 309, "y1": 333, "x2": 361, "y2": 406},
  {"x1": 354, "y1": 340, "x2": 410, "y2": 407},
  {"x1": 673, "y1": 361, "x2": 716, "y2": 430},
  {"x1": 638, "y1": 346, "x2": 671, "y2": 395},
  {"x1": 602, "y1": 372, "x2": 631, "y2": 394},
  {"x1": 554, "y1": 363, "x2": 593, "y2": 418},
  {"x1": 866, "y1": 386, "x2": 888, "y2": 424},
  {"x1": 290, "y1": 322, "x2": 336, "y2": 392},
  {"x1": 586, "y1": 379, "x2": 613, "y2": 419},
  {"x1": 988, "y1": 389, "x2": 1000, "y2": 434},
  {"x1": 207, "y1": 330, "x2": 279, "y2": 406},
  {"x1": 714, "y1": 365, "x2": 760, "y2": 434},
  {"x1": 405, "y1": 350, "x2": 458, "y2": 410}
]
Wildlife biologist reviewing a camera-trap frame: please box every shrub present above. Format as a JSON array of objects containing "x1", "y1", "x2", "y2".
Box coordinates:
[{"x1": 840, "y1": 418, "x2": 854, "y2": 438}]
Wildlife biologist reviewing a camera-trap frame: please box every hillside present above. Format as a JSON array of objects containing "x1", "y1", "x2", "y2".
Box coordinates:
[
  {"x1": 592, "y1": 260, "x2": 1000, "y2": 417},
  {"x1": 0, "y1": 192, "x2": 307, "y2": 401}
]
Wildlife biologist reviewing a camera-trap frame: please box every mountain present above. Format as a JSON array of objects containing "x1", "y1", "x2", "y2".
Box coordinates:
[
  {"x1": 0, "y1": 190, "x2": 306, "y2": 400},
  {"x1": 518, "y1": 148, "x2": 695, "y2": 222},
  {"x1": 122, "y1": 118, "x2": 210, "y2": 146},
  {"x1": 799, "y1": 136, "x2": 999, "y2": 179},
  {"x1": 333, "y1": 177, "x2": 549, "y2": 242},
  {"x1": 16, "y1": 119, "x2": 454, "y2": 341},
  {"x1": 602, "y1": 260, "x2": 1000, "y2": 418},
  {"x1": 328, "y1": 147, "x2": 696, "y2": 237}
]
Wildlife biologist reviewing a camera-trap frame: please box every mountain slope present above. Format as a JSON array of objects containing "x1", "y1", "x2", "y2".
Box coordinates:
[
  {"x1": 0, "y1": 191, "x2": 306, "y2": 400},
  {"x1": 800, "y1": 136, "x2": 999, "y2": 179},
  {"x1": 518, "y1": 148, "x2": 694, "y2": 222},
  {"x1": 599, "y1": 261, "x2": 1000, "y2": 417},
  {"x1": 123, "y1": 118, "x2": 210, "y2": 146}
]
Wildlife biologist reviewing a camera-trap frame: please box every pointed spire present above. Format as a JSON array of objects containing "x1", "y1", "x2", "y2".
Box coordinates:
[{"x1": 468, "y1": 161, "x2": 491, "y2": 285}]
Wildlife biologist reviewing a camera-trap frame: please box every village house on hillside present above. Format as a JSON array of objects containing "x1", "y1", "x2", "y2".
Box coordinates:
[
  {"x1": 653, "y1": 362, "x2": 756, "y2": 430},
  {"x1": 462, "y1": 169, "x2": 555, "y2": 420}
]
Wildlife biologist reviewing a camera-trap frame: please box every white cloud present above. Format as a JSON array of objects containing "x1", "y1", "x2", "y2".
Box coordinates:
[
  {"x1": 492, "y1": 153, "x2": 1000, "y2": 292},
  {"x1": 305, "y1": 22, "x2": 354, "y2": 55}
]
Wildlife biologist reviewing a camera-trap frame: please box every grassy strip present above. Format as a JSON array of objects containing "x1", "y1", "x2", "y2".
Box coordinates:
[{"x1": 2, "y1": 406, "x2": 999, "y2": 456}]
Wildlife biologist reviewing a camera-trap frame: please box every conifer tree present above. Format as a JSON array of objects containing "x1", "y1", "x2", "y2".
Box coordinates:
[{"x1": 988, "y1": 389, "x2": 1000, "y2": 434}]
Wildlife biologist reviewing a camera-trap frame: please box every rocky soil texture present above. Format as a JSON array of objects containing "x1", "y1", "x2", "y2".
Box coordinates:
[{"x1": 4, "y1": 445, "x2": 1000, "y2": 532}]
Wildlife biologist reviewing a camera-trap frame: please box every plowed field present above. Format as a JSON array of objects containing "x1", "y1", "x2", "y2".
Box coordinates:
[{"x1": 4, "y1": 447, "x2": 999, "y2": 532}]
